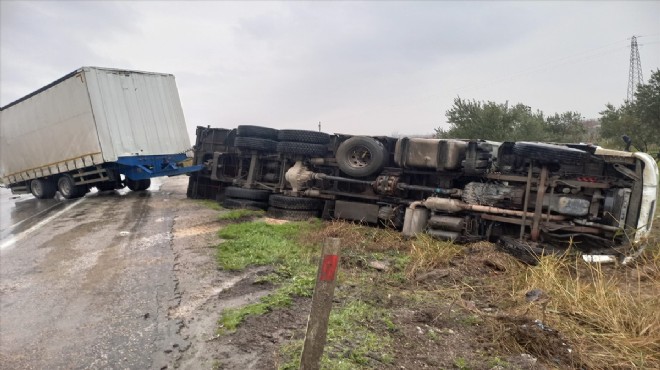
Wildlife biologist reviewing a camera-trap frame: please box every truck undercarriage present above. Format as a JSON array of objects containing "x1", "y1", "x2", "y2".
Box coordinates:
[{"x1": 187, "y1": 125, "x2": 658, "y2": 264}]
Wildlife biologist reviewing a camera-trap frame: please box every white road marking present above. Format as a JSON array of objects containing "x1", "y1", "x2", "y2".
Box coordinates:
[{"x1": 0, "y1": 198, "x2": 85, "y2": 250}]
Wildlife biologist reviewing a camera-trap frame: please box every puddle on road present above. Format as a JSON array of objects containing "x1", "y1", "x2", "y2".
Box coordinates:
[{"x1": 0, "y1": 189, "x2": 64, "y2": 237}]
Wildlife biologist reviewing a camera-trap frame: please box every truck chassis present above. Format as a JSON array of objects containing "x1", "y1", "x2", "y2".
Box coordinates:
[{"x1": 187, "y1": 125, "x2": 658, "y2": 263}]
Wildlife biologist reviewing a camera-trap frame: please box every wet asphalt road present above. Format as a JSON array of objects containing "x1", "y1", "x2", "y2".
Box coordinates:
[{"x1": 0, "y1": 178, "x2": 188, "y2": 369}]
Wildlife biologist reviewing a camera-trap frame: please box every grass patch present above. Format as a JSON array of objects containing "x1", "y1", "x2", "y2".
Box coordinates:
[
  {"x1": 196, "y1": 199, "x2": 222, "y2": 211},
  {"x1": 453, "y1": 357, "x2": 471, "y2": 370},
  {"x1": 220, "y1": 276, "x2": 314, "y2": 331},
  {"x1": 218, "y1": 208, "x2": 265, "y2": 221},
  {"x1": 323, "y1": 300, "x2": 394, "y2": 367},
  {"x1": 217, "y1": 220, "x2": 321, "y2": 332},
  {"x1": 217, "y1": 220, "x2": 319, "y2": 270},
  {"x1": 278, "y1": 300, "x2": 394, "y2": 369}
]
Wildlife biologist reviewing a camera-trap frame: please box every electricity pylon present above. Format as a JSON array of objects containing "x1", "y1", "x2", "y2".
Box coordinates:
[{"x1": 627, "y1": 36, "x2": 643, "y2": 102}]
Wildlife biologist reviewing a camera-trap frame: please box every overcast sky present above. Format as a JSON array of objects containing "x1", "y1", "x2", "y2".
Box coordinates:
[{"x1": 2, "y1": 1, "x2": 659, "y2": 142}]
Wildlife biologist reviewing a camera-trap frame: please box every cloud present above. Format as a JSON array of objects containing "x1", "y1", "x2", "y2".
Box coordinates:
[
  {"x1": 1, "y1": 1, "x2": 139, "y2": 104},
  {"x1": 2, "y1": 1, "x2": 659, "y2": 139}
]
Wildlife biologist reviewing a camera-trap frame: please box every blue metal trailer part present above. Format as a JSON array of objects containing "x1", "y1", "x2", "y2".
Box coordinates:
[{"x1": 115, "y1": 154, "x2": 203, "y2": 180}]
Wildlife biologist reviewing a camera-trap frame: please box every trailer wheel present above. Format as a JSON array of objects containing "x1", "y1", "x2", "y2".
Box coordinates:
[
  {"x1": 236, "y1": 125, "x2": 279, "y2": 139},
  {"x1": 336, "y1": 136, "x2": 388, "y2": 177},
  {"x1": 234, "y1": 137, "x2": 277, "y2": 152},
  {"x1": 276, "y1": 141, "x2": 328, "y2": 156},
  {"x1": 57, "y1": 175, "x2": 85, "y2": 199},
  {"x1": 30, "y1": 179, "x2": 57, "y2": 199},
  {"x1": 224, "y1": 187, "x2": 271, "y2": 201},
  {"x1": 277, "y1": 130, "x2": 330, "y2": 144},
  {"x1": 268, "y1": 195, "x2": 322, "y2": 210},
  {"x1": 139, "y1": 179, "x2": 151, "y2": 191},
  {"x1": 126, "y1": 178, "x2": 151, "y2": 192},
  {"x1": 96, "y1": 182, "x2": 117, "y2": 192},
  {"x1": 222, "y1": 198, "x2": 268, "y2": 210},
  {"x1": 512, "y1": 142, "x2": 589, "y2": 164},
  {"x1": 126, "y1": 179, "x2": 138, "y2": 191},
  {"x1": 267, "y1": 207, "x2": 320, "y2": 220}
]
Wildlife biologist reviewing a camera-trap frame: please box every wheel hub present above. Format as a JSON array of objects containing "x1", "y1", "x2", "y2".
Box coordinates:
[
  {"x1": 348, "y1": 146, "x2": 372, "y2": 168},
  {"x1": 32, "y1": 181, "x2": 43, "y2": 194}
]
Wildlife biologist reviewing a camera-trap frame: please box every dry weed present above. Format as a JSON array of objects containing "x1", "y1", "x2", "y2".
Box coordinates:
[
  {"x1": 406, "y1": 234, "x2": 464, "y2": 279},
  {"x1": 507, "y1": 246, "x2": 660, "y2": 368},
  {"x1": 315, "y1": 220, "x2": 407, "y2": 252},
  {"x1": 310, "y1": 219, "x2": 660, "y2": 367}
]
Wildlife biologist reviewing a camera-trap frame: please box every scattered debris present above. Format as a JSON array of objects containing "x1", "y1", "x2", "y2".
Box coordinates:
[
  {"x1": 368, "y1": 260, "x2": 390, "y2": 271},
  {"x1": 414, "y1": 268, "x2": 451, "y2": 282}
]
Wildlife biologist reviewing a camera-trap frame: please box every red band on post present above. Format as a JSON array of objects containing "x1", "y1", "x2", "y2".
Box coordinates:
[{"x1": 320, "y1": 255, "x2": 339, "y2": 281}]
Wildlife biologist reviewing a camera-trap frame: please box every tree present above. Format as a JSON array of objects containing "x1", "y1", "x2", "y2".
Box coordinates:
[
  {"x1": 436, "y1": 98, "x2": 548, "y2": 141},
  {"x1": 634, "y1": 69, "x2": 660, "y2": 148},
  {"x1": 599, "y1": 69, "x2": 660, "y2": 152},
  {"x1": 436, "y1": 97, "x2": 586, "y2": 142},
  {"x1": 544, "y1": 111, "x2": 586, "y2": 143}
]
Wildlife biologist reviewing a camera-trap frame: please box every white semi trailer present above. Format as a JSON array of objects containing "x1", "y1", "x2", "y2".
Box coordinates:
[{"x1": 0, "y1": 67, "x2": 201, "y2": 199}]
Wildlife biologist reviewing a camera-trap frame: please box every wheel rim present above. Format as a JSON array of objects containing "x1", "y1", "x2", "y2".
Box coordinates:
[
  {"x1": 347, "y1": 145, "x2": 372, "y2": 168},
  {"x1": 59, "y1": 178, "x2": 73, "y2": 196},
  {"x1": 31, "y1": 181, "x2": 43, "y2": 196}
]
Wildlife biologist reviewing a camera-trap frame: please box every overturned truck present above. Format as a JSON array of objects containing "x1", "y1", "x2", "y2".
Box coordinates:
[{"x1": 187, "y1": 125, "x2": 658, "y2": 263}]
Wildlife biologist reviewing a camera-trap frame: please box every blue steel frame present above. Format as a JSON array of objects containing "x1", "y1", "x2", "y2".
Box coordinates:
[{"x1": 116, "y1": 154, "x2": 203, "y2": 180}]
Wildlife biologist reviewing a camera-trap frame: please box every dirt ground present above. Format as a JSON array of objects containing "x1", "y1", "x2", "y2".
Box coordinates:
[
  {"x1": 168, "y1": 206, "x2": 602, "y2": 370},
  {"x1": 168, "y1": 202, "x2": 304, "y2": 369},
  {"x1": 167, "y1": 190, "x2": 659, "y2": 370},
  {"x1": 2, "y1": 178, "x2": 654, "y2": 369}
]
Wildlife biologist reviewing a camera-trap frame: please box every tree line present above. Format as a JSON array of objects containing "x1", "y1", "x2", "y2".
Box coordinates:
[{"x1": 436, "y1": 70, "x2": 660, "y2": 153}]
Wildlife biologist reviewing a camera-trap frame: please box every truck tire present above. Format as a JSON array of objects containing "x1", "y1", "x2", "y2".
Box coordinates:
[
  {"x1": 222, "y1": 198, "x2": 268, "y2": 210},
  {"x1": 276, "y1": 141, "x2": 328, "y2": 157},
  {"x1": 224, "y1": 187, "x2": 271, "y2": 201},
  {"x1": 57, "y1": 174, "x2": 85, "y2": 199},
  {"x1": 336, "y1": 136, "x2": 388, "y2": 177},
  {"x1": 268, "y1": 195, "x2": 322, "y2": 210},
  {"x1": 30, "y1": 179, "x2": 57, "y2": 199},
  {"x1": 236, "y1": 125, "x2": 279, "y2": 139},
  {"x1": 267, "y1": 207, "x2": 320, "y2": 220},
  {"x1": 138, "y1": 179, "x2": 151, "y2": 191},
  {"x1": 96, "y1": 182, "x2": 117, "y2": 191},
  {"x1": 234, "y1": 137, "x2": 277, "y2": 152},
  {"x1": 126, "y1": 178, "x2": 151, "y2": 192},
  {"x1": 277, "y1": 130, "x2": 330, "y2": 144},
  {"x1": 512, "y1": 142, "x2": 589, "y2": 164}
]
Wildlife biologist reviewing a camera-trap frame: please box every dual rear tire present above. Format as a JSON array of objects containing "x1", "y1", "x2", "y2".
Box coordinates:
[
  {"x1": 57, "y1": 175, "x2": 87, "y2": 199},
  {"x1": 267, "y1": 195, "x2": 321, "y2": 220},
  {"x1": 221, "y1": 187, "x2": 270, "y2": 210},
  {"x1": 30, "y1": 175, "x2": 89, "y2": 199},
  {"x1": 30, "y1": 179, "x2": 57, "y2": 199}
]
